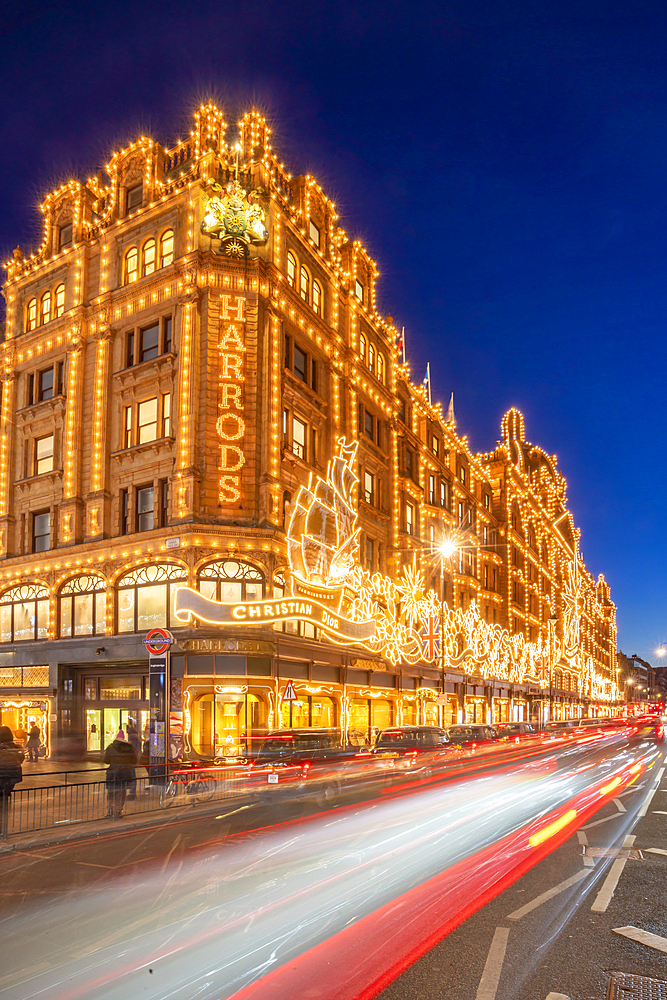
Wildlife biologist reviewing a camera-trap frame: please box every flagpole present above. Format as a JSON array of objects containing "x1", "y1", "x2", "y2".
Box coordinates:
[
  {"x1": 427, "y1": 362, "x2": 431, "y2": 406},
  {"x1": 401, "y1": 326, "x2": 406, "y2": 365}
]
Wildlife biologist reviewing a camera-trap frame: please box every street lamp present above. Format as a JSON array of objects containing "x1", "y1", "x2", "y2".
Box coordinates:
[{"x1": 436, "y1": 539, "x2": 456, "y2": 723}]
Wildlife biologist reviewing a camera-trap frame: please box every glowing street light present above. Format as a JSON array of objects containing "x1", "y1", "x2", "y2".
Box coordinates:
[{"x1": 438, "y1": 540, "x2": 457, "y2": 559}]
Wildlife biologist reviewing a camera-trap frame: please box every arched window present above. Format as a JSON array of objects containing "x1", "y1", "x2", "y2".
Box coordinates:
[
  {"x1": 368, "y1": 343, "x2": 375, "y2": 373},
  {"x1": 40, "y1": 291, "x2": 51, "y2": 326},
  {"x1": 0, "y1": 584, "x2": 49, "y2": 642},
  {"x1": 359, "y1": 332, "x2": 367, "y2": 362},
  {"x1": 312, "y1": 280, "x2": 322, "y2": 316},
  {"x1": 124, "y1": 247, "x2": 138, "y2": 285},
  {"x1": 160, "y1": 229, "x2": 174, "y2": 268},
  {"x1": 197, "y1": 560, "x2": 264, "y2": 603},
  {"x1": 287, "y1": 252, "x2": 297, "y2": 288},
  {"x1": 116, "y1": 563, "x2": 186, "y2": 632},
  {"x1": 299, "y1": 265, "x2": 310, "y2": 302},
  {"x1": 60, "y1": 575, "x2": 106, "y2": 637},
  {"x1": 26, "y1": 298, "x2": 37, "y2": 332},
  {"x1": 54, "y1": 284, "x2": 65, "y2": 318},
  {"x1": 377, "y1": 353, "x2": 385, "y2": 384},
  {"x1": 142, "y1": 238, "x2": 156, "y2": 277}
]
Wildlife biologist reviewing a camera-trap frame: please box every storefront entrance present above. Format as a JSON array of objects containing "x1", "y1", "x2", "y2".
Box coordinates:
[
  {"x1": 465, "y1": 695, "x2": 488, "y2": 724},
  {"x1": 85, "y1": 708, "x2": 149, "y2": 754},
  {"x1": 0, "y1": 699, "x2": 50, "y2": 755}
]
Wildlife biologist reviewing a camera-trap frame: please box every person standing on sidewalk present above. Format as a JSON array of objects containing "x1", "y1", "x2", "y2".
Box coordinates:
[
  {"x1": 26, "y1": 724, "x2": 41, "y2": 763},
  {"x1": 0, "y1": 725, "x2": 24, "y2": 836},
  {"x1": 126, "y1": 724, "x2": 140, "y2": 799},
  {"x1": 103, "y1": 729, "x2": 137, "y2": 818}
]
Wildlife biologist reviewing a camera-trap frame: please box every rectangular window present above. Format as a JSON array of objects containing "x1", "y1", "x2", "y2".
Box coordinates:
[
  {"x1": 429, "y1": 474, "x2": 435, "y2": 505},
  {"x1": 164, "y1": 316, "x2": 172, "y2": 354},
  {"x1": 84, "y1": 678, "x2": 97, "y2": 700},
  {"x1": 137, "y1": 486, "x2": 154, "y2": 532},
  {"x1": 311, "y1": 359, "x2": 317, "y2": 393},
  {"x1": 126, "y1": 331, "x2": 135, "y2": 368},
  {"x1": 138, "y1": 398, "x2": 158, "y2": 444},
  {"x1": 406, "y1": 501, "x2": 414, "y2": 535},
  {"x1": 35, "y1": 434, "x2": 54, "y2": 475},
  {"x1": 365, "y1": 537, "x2": 374, "y2": 571},
  {"x1": 484, "y1": 565, "x2": 489, "y2": 589},
  {"x1": 483, "y1": 525, "x2": 488, "y2": 545},
  {"x1": 56, "y1": 361, "x2": 64, "y2": 396},
  {"x1": 292, "y1": 416, "x2": 307, "y2": 459},
  {"x1": 160, "y1": 479, "x2": 169, "y2": 527},
  {"x1": 484, "y1": 492, "x2": 490, "y2": 509},
  {"x1": 492, "y1": 567, "x2": 497, "y2": 591},
  {"x1": 458, "y1": 501, "x2": 464, "y2": 526},
  {"x1": 59, "y1": 223, "x2": 73, "y2": 249},
  {"x1": 33, "y1": 511, "x2": 50, "y2": 552},
  {"x1": 440, "y1": 479, "x2": 448, "y2": 508},
  {"x1": 355, "y1": 279, "x2": 364, "y2": 303},
  {"x1": 123, "y1": 405, "x2": 132, "y2": 449},
  {"x1": 38, "y1": 367, "x2": 54, "y2": 401},
  {"x1": 283, "y1": 407, "x2": 289, "y2": 443},
  {"x1": 364, "y1": 470, "x2": 374, "y2": 505},
  {"x1": 139, "y1": 322, "x2": 160, "y2": 363},
  {"x1": 311, "y1": 428, "x2": 317, "y2": 465},
  {"x1": 309, "y1": 220, "x2": 321, "y2": 246},
  {"x1": 26, "y1": 373, "x2": 34, "y2": 406},
  {"x1": 432, "y1": 436, "x2": 439, "y2": 456},
  {"x1": 126, "y1": 183, "x2": 143, "y2": 212},
  {"x1": 161, "y1": 393, "x2": 171, "y2": 438},
  {"x1": 364, "y1": 410, "x2": 374, "y2": 440},
  {"x1": 405, "y1": 448, "x2": 413, "y2": 479},
  {"x1": 121, "y1": 490, "x2": 129, "y2": 535},
  {"x1": 293, "y1": 345, "x2": 307, "y2": 382},
  {"x1": 284, "y1": 333, "x2": 291, "y2": 370}
]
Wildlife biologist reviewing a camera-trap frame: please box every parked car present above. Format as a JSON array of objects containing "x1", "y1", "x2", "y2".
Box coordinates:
[
  {"x1": 444, "y1": 724, "x2": 500, "y2": 747},
  {"x1": 243, "y1": 727, "x2": 372, "y2": 807}
]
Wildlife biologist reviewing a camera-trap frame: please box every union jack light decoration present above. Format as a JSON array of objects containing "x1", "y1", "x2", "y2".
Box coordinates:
[{"x1": 421, "y1": 615, "x2": 441, "y2": 661}]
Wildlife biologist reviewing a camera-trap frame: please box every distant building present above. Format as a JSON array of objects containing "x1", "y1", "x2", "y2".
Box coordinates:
[
  {"x1": 0, "y1": 104, "x2": 617, "y2": 758},
  {"x1": 618, "y1": 651, "x2": 666, "y2": 710}
]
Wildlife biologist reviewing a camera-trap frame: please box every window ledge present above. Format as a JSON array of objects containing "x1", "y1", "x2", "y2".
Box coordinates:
[
  {"x1": 111, "y1": 436, "x2": 175, "y2": 463},
  {"x1": 113, "y1": 352, "x2": 176, "y2": 383},
  {"x1": 16, "y1": 395, "x2": 66, "y2": 423},
  {"x1": 15, "y1": 469, "x2": 63, "y2": 490}
]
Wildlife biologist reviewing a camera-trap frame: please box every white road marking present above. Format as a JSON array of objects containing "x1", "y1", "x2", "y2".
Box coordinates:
[
  {"x1": 507, "y1": 870, "x2": 589, "y2": 920},
  {"x1": 613, "y1": 925, "x2": 667, "y2": 954},
  {"x1": 646, "y1": 848, "x2": 667, "y2": 856},
  {"x1": 576, "y1": 830, "x2": 588, "y2": 846},
  {"x1": 590, "y1": 834, "x2": 636, "y2": 913},
  {"x1": 475, "y1": 927, "x2": 510, "y2": 1000},
  {"x1": 545, "y1": 994, "x2": 570, "y2": 1000},
  {"x1": 653, "y1": 810, "x2": 667, "y2": 815},
  {"x1": 613, "y1": 797, "x2": 627, "y2": 813},
  {"x1": 581, "y1": 812, "x2": 621, "y2": 831},
  {"x1": 638, "y1": 766, "x2": 665, "y2": 818}
]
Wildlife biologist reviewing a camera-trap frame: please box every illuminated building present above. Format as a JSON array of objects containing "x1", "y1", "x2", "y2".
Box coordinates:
[{"x1": 0, "y1": 104, "x2": 617, "y2": 758}]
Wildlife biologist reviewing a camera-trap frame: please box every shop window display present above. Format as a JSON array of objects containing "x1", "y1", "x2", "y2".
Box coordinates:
[
  {"x1": 59, "y1": 575, "x2": 106, "y2": 637},
  {"x1": 0, "y1": 584, "x2": 49, "y2": 642},
  {"x1": 116, "y1": 563, "x2": 186, "y2": 632},
  {"x1": 190, "y1": 691, "x2": 268, "y2": 759},
  {"x1": 348, "y1": 696, "x2": 393, "y2": 744},
  {"x1": 280, "y1": 694, "x2": 336, "y2": 729},
  {"x1": 197, "y1": 559, "x2": 264, "y2": 603}
]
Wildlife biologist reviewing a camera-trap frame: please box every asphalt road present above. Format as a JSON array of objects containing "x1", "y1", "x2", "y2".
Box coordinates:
[
  {"x1": 0, "y1": 736, "x2": 663, "y2": 1000},
  {"x1": 378, "y1": 746, "x2": 667, "y2": 1000}
]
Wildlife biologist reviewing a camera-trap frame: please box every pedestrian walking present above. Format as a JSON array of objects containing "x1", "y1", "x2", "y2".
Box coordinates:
[
  {"x1": 126, "y1": 724, "x2": 140, "y2": 799},
  {"x1": 103, "y1": 729, "x2": 137, "y2": 819},
  {"x1": 26, "y1": 723, "x2": 41, "y2": 763},
  {"x1": 0, "y1": 725, "x2": 24, "y2": 837}
]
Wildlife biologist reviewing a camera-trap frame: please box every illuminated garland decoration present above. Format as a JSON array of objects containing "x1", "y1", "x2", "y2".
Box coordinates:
[{"x1": 175, "y1": 438, "x2": 615, "y2": 701}]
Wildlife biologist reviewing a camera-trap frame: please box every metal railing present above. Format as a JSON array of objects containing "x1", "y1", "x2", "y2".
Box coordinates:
[{"x1": 0, "y1": 765, "x2": 238, "y2": 840}]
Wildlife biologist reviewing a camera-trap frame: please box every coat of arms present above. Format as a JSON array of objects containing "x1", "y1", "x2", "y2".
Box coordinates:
[{"x1": 201, "y1": 180, "x2": 269, "y2": 258}]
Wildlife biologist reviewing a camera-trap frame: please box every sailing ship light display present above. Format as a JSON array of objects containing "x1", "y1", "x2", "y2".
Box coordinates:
[{"x1": 174, "y1": 439, "x2": 614, "y2": 699}]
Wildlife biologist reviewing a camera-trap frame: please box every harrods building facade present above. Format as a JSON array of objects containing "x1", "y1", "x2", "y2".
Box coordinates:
[{"x1": 0, "y1": 104, "x2": 617, "y2": 758}]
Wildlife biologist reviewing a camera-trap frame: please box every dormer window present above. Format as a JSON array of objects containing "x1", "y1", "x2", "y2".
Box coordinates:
[
  {"x1": 59, "y1": 223, "x2": 72, "y2": 250},
  {"x1": 309, "y1": 220, "x2": 321, "y2": 247},
  {"x1": 126, "y1": 183, "x2": 143, "y2": 213},
  {"x1": 355, "y1": 279, "x2": 364, "y2": 303}
]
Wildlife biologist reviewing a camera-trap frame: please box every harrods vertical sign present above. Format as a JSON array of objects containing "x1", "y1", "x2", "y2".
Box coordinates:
[{"x1": 217, "y1": 294, "x2": 246, "y2": 504}]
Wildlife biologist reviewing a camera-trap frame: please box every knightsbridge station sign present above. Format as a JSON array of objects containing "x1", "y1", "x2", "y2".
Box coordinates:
[{"x1": 174, "y1": 439, "x2": 614, "y2": 699}]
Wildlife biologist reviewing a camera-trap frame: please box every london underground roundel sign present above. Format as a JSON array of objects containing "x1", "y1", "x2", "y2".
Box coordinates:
[{"x1": 143, "y1": 628, "x2": 174, "y2": 655}]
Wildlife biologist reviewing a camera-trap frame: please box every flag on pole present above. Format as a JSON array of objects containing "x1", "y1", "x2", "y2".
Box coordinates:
[
  {"x1": 444, "y1": 392, "x2": 456, "y2": 429},
  {"x1": 396, "y1": 327, "x2": 406, "y2": 365},
  {"x1": 422, "y1": 362, "x2": 432, "y2": 405}
]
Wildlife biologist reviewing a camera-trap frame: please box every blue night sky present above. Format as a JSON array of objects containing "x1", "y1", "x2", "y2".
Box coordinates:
[{"x1": 1, "y1": 1, "x2": 666, "y2": 659}]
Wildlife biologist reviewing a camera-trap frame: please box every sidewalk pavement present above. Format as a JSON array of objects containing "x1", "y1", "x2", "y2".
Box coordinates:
[{"x1": 17, "y1": 758, "x2": 107, "y2": 789}]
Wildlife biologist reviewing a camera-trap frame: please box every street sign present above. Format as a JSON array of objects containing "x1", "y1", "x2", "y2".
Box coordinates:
[
  {"x1": 143, "y1": 628, "x2": 174, "y2": 655},
  {"x1": 282, "y1": 680, "x2": 298, "y2": 701}
]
